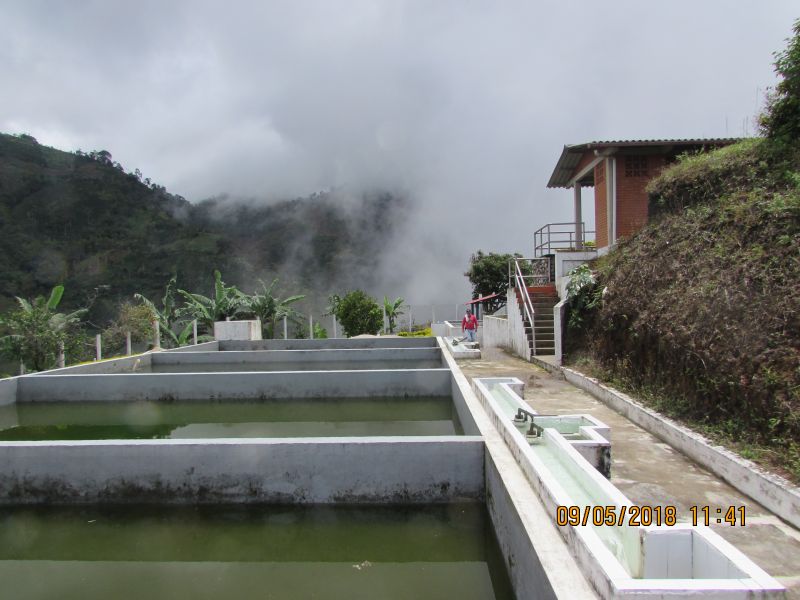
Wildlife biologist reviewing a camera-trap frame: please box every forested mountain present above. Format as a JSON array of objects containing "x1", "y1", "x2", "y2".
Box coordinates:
[{"x1": 0, "y1": 132, "x2": 406, "y2": 321}]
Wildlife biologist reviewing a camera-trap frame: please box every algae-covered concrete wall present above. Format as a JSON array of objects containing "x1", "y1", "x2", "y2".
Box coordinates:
[{"x1": 0, "y1": 438, "x2": 484, "y2": 504}]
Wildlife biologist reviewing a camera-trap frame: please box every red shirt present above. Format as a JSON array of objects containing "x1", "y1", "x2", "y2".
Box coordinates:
[{"x1": 462, "y1": 314, "x2": 478, "y2": 330}]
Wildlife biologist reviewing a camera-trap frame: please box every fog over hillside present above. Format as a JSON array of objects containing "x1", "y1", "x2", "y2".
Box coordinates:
[{"x1": 1, "y1": 1, "x2": 796, "y2": 302}]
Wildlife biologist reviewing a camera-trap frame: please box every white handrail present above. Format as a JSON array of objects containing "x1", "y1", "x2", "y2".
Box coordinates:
[{"x1": 513, "y1": 259, "x2": 537, "y2": 356}]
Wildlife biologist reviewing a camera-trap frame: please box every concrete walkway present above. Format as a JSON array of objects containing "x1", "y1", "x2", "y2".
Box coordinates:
[{"x1": 459, "y1": 347, "x2": 800, "y2": 599}]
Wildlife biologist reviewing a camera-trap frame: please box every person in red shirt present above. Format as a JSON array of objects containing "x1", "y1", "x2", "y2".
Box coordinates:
[{"x1": 462, "y1": 308, "x2": 478, "y2": 343}]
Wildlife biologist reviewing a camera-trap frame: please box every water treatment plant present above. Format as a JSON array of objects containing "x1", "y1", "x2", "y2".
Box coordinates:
[{"x1": 0, "y1": 335, "x2": 790, "y2": 599}]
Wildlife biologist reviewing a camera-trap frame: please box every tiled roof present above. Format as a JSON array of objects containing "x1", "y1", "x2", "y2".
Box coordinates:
[{"x1": 546, "y1": 138, "x2": 743, "y2": 188}]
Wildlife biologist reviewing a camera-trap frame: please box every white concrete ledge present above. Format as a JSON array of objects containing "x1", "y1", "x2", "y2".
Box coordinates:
[
  {"x1": 442, "y1": 337, "x2": 481, "y2": 359},
  {"x1": 152, "y1": 347, "x2": 443, "y2": 365},
  {"x1": 562, "y1": 367, "x2": 800, "y2": 530},
  {"x1": 220, "y1": 338, "x2": 437, "y2": 351},
  {"x1": 163, "y1": 341, "x2": 220, "y2": 353},
  {"x1": 29, "y1": 352, "x2": 154, "y2": 376},
  {"x1": 16, "y1": 369, "x2": 453, "y2": 402},
  {"x1": 0, "y1": 437, "x2": 484, "y2": 504}
]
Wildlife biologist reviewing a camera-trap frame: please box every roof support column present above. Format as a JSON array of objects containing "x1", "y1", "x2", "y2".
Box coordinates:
[
  {"x1": 573, "y1": 184, "x2": 583, "y2": 250},
  {"x1": 605, "y1": 156, "x2": 617, "y2": 246}
]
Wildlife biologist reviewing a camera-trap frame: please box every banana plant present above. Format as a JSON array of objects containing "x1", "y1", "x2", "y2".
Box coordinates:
[
  {"x1": 247, "y1": 278, "x2": 305, "y2": 338},
  {"x1": 383, "y1": 296, "x2": 405, "y2": 334},
  {"x1": 177, "y1": 270, "x2": 248, "y2": 332},
  {"x1": 0, "y1": 285, "x2": 87, "y2": 371},
  {"x1": 134, "y1": 275, "x2": 193, "y2": 347}
]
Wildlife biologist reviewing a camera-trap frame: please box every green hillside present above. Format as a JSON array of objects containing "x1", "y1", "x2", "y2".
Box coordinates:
[{"x1": 0, "y1": 133, "x2": 404, "y2": 322}]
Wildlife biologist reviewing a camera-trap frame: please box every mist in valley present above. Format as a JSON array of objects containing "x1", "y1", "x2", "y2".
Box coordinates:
[{"x1": 1, "y1": 1, "x2": 796, "y2": 306}]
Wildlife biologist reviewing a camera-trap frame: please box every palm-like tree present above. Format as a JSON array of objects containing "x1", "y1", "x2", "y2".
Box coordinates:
[
  {"x1": 383, "y1": 296, "x2": 405, "y2": 334},
  {"x1": 134, "y1": 275, "x2": 193, "y2": 348},
  {"x1": 0, "y1": 285, "x2": 87, "y2": 371},
  {"x1": 177, "y1": 270, "x2": 248, "y2": 332},
  {"x1": 247, "y1": 279, "x2": 305, "y2": 338}
]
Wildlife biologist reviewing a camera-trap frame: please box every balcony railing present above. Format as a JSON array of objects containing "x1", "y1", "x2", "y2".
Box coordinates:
[{"x1": 533, "y1": 222, "x2": 596, "y2": 257}]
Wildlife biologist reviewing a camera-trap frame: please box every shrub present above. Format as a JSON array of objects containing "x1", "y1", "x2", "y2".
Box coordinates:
[
  {"x1": 398, "y1": 327, "x2": 432, "y2": 337},
  {"x1": 760, "y1": 18, "x2": 800, "y2": 144},
  {"x1": 330, "y1": 290, "x2": 382, "y2": 337}
]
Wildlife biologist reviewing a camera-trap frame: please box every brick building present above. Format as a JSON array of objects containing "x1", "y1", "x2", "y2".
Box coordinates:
[{"x1": 545, "y1": 139, "x2": 738, "y2": 250}]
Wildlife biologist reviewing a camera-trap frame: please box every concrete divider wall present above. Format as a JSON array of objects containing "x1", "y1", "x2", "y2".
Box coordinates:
[
  {"x1": 485, "y1": 450, "x2": 559, "y2": 600},
  {"x1": 29, "y1": 353, "x2": 154, "y2": 376},
  {"x1": 163, "y1": 341, "x2": 220, "y2": 353},
  {"x1": 152, "y1": 347, "x2": 442, "y2": 365},
  {"x1": 17, "y1": 369, "x2": 453, "y2": 402},
  {"x1": 220, "y1": 337, "x2": 437, "y2": 351},
  {"x1": 0, "y1": 437, "x2": 484, "y2": 504},
  {"x1": 0, "y1": 378, "x2": 17, "y2": 407}
]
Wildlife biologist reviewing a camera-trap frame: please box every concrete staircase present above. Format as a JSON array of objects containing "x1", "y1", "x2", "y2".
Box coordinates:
[{"x1": 515, "y1": 284, "x2": 558, "y2": 356}]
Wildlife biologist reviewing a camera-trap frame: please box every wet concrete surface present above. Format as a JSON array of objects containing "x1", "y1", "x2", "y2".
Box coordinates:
[{"x1": 460, "y1": 347, "x2": 800, "y2": 598}]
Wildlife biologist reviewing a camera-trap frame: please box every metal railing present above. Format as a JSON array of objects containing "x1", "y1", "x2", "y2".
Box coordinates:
[
  {"x1": 533, "y1": 222, "x2": 596, "y2": 257},
  {"x1": 508, "y1": 257, "x2": 550, "y2": 356}
]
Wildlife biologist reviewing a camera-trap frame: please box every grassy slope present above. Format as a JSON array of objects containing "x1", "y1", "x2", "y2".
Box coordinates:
[{"x1": 571, "y1": 139, "x2": 800, "y2": 480}]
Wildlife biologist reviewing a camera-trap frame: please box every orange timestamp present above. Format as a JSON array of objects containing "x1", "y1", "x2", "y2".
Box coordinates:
[{"x1": 556, "y1": 505, "x2": 747, "y2": 527}]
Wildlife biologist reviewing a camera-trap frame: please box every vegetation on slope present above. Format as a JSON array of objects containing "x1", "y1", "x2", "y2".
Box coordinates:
[
  {"x1": 567, "y1": 20, "x2": 800, "y2": 480},
  {"x1": 577, "y1": 143, "x2": 800, "y2": 477},
  {"x1": 0, "y1": 132, "x2": 406, "y2": 323}
]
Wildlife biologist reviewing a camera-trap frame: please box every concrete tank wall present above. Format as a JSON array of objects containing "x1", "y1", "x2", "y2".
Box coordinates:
[
  {"x1": 29, "y1": 353, "x2": 154, "y2": 376},
  {"x1": 0, "y1": 437, "x2": 484, "y2": 504},
  {"x1": 151, "y1": 347, "x2": 442, "y2": 365},
  {"x1": 220, "y1": 338, "x2": 437, "y2": 351},
  {"x1": 16, "y1": 369, "x2": 453, "y2": 402}
]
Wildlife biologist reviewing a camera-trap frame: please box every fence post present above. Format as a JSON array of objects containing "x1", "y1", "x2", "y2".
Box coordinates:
[
  {"x1": 95, "y1": 334, "x2": 102, "y2": 361},
  {"x1": 153, "y1": 320, "x2": 161, "y2": 350},
  {"x1": 19, "y1": 360, "x2": 25, "y2": 376},
  {"x1": 283, "y1": 316, "x2": 288, "y2": 340},
  {"x1": 309, "y1": 315, "x2": 314, "y2": 340},
  {"x1": 192, "y1": 320, "x2": 198, "y2": 345},
  {"x1": 125, "y1": 332, "x2": 132, "y2": 356},
  {"x1": 57, "y1": 341, "x2": 65, "y2": 368}
]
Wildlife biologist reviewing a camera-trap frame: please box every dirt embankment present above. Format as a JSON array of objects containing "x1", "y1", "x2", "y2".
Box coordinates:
[{"x1": 570, "y1": 139, "x2": 800, "y2": 480}]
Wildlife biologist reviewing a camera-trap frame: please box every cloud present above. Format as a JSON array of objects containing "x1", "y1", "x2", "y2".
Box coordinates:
[{"x1": 1, "y1": 0, "x2": 796, "y2": 301}]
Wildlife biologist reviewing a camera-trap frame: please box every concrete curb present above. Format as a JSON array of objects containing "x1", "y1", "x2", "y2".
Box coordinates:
[
  {"x1": 559, "y1": 366, "x2": 800, "y2": 530},
  {"x1": 530, "y1": 355, "x2": 564, "y2": 378}
]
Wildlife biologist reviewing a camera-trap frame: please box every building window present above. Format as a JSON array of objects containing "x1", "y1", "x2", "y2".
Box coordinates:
[{"x1": 624, "y1": 156, "x2": 649, "y2": 177}]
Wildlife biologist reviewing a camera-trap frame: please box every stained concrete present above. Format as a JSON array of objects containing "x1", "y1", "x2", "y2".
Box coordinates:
[
  {"x1": 0, "y1": 438, "x2": 484, "y2": 504},
  {"x1": 460, "y1": 347, "x2": 800, "y2": 599}
]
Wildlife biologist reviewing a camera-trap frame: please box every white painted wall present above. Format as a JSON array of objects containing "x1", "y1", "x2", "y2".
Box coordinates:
[
  {"x1": 213, "y1": 320, "x2": 262, "y2": 341},
  {"x1": 554, "y1": 298, "x2": 568, "y2": 366},
  {"x1": 482, "y1": 316, "x2": 510, "y2": 351},
  {"x1": 506, "y1": 291, "x2": 531, "y2": 361},
  {"x1": 553, "y1": 250, "x2": 597, "y2": 291}
]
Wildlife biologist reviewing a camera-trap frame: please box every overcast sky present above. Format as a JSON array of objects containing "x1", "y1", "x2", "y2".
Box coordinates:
[{"x1": 2, "y1": 1, "x2": 797, "y2": 301}]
